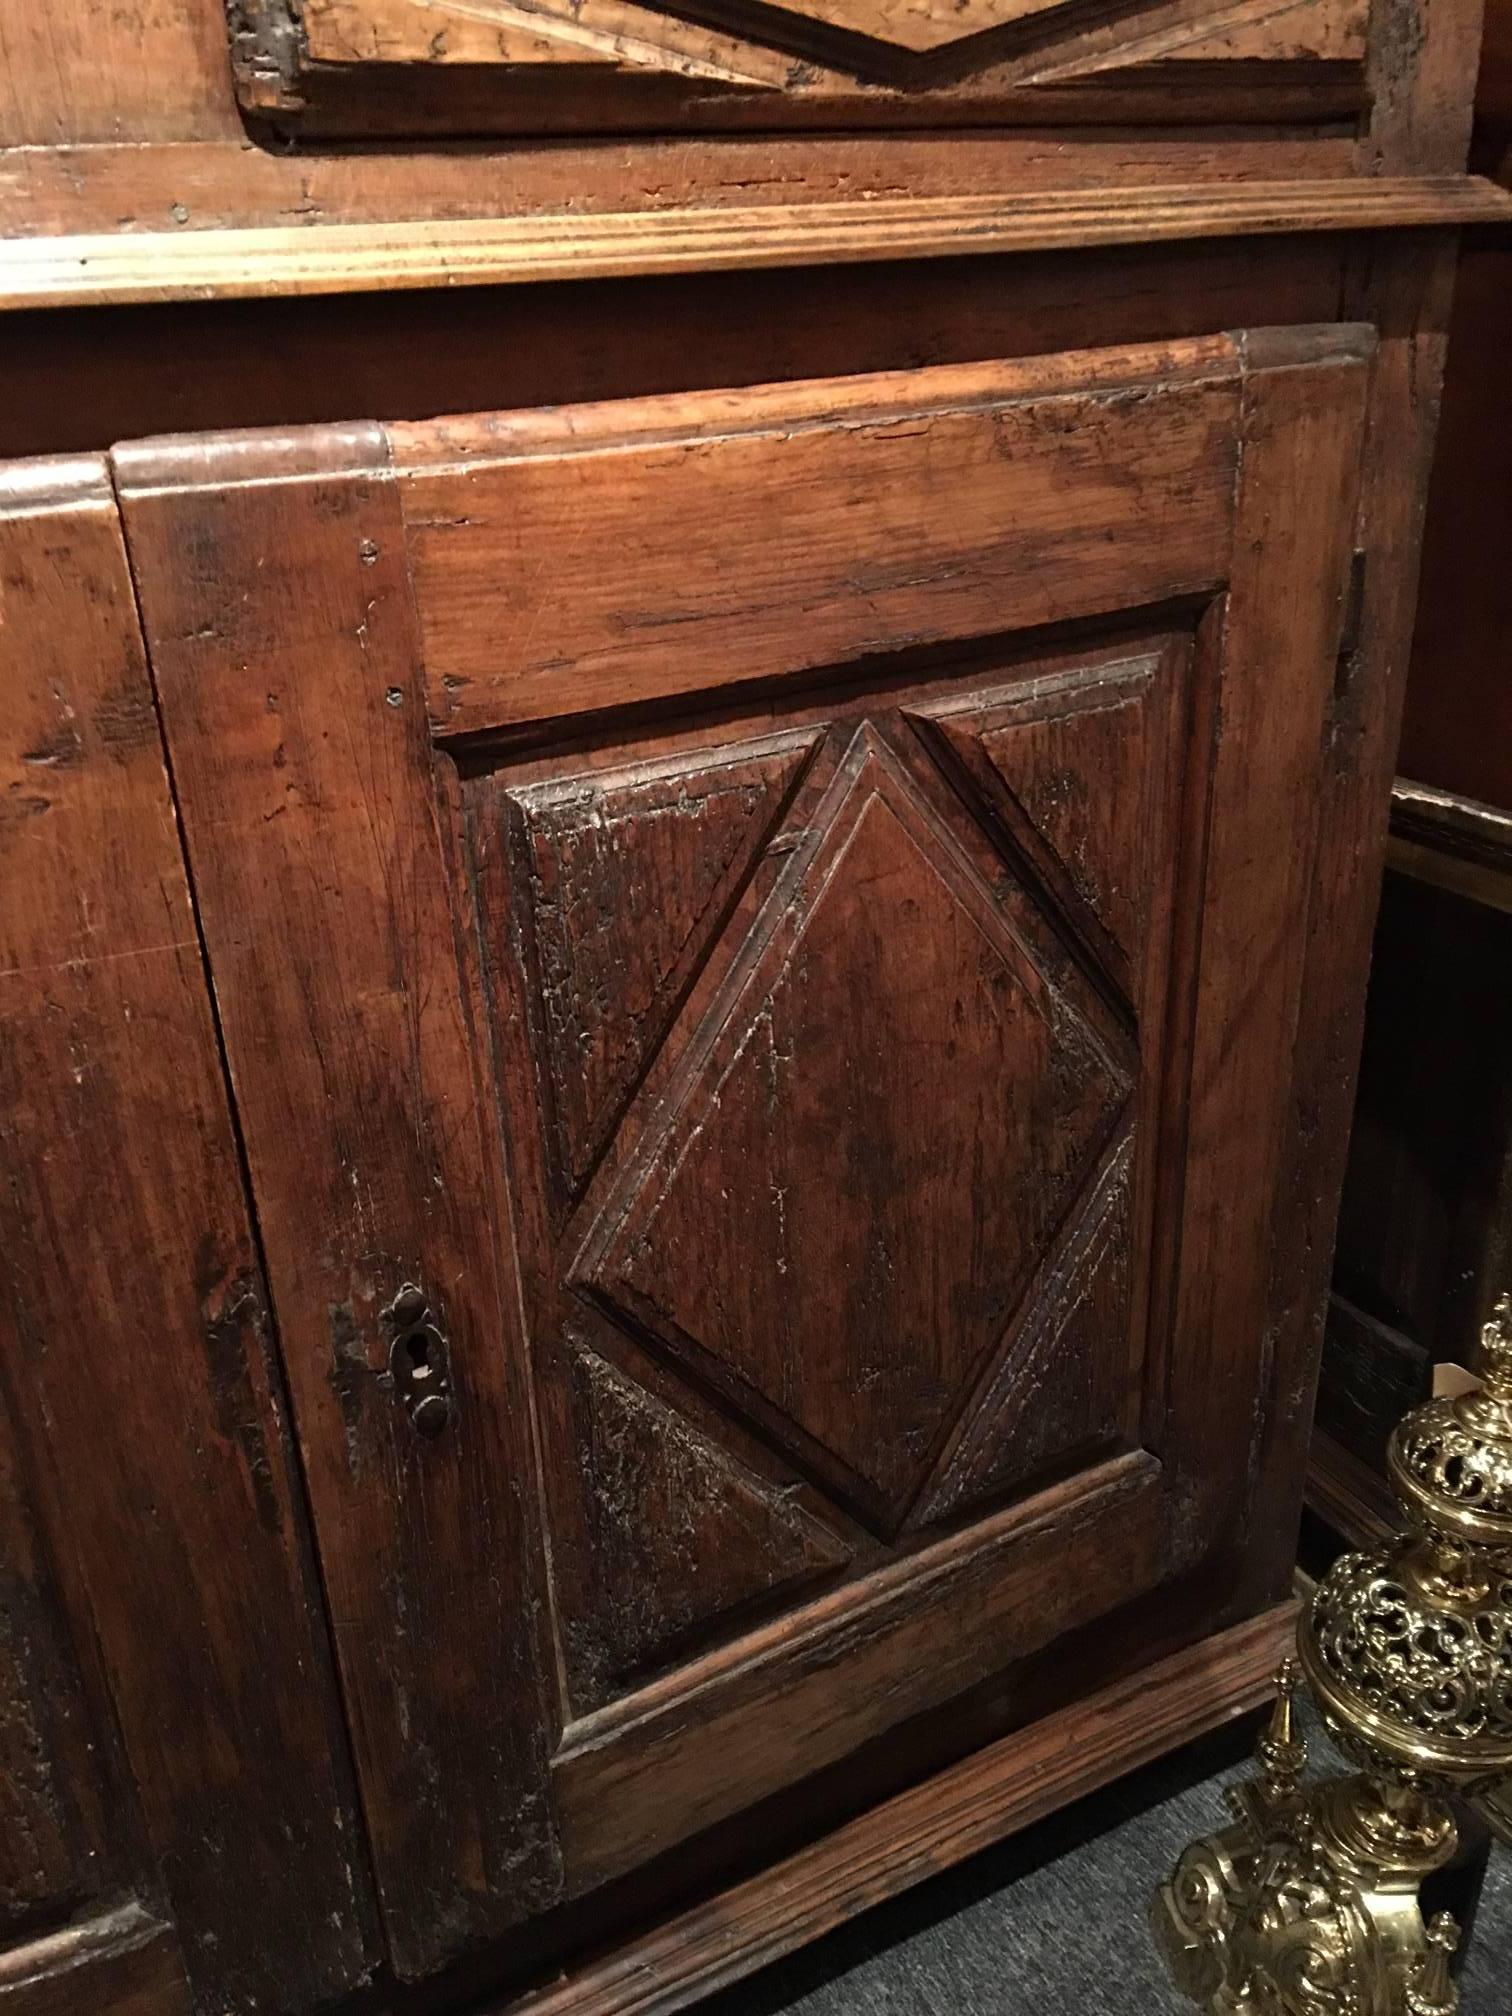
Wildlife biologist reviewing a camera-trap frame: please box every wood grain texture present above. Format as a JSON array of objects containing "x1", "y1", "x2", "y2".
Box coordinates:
[
  {"x1": 0, "y1": 132, "x2": 1363, "y2": 242},
  {"x1": 1237, "y1": 0, "x2": 1488, "y2": 1613},
  {"x1": 1158, "y1": 331, "x2": 1370, "y2": 1582},
  {"x1": 552, "y1": 1453, "x2": 1166, "y2": 1890},
  {"x1": 589, "y1": 724, "x2": 1130, "y2": 1527},
  {"x1": 112, "y1": 430, "x2": 563, "y2": 1981},
  {"x1": 0, "y1": 238, "x2": 1350, "y2": 468},
  {"x1": 0, "y1": 1379, "x2": 112, "y2": 1938},
  {"x1": 506, "y1": 1601, "x2": 1299, "y2": 2016},
  {"x1": 397, "y1": 338, "x2": 1243, "y2": 734},
  {"x1": 0, "y1": 1903, "x2": 190, "y2": 2016},
  {"x1": 0, "y1": 456, "x2": 377, "y2": 2013},
  {"x1": 126, "y1": 324, "x2": 1378, "y2": 1969},
  {"x1": 272, "y1": 0, "x2": 1369, "y2": 118},
  {"x1": 7, "y1": 179, "x2": 1508, "y2": 312}
]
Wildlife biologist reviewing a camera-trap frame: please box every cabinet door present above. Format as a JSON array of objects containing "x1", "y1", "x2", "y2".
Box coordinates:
[{"x1": 117, "y1": 326, "x2": 1369, "y2": 1978}]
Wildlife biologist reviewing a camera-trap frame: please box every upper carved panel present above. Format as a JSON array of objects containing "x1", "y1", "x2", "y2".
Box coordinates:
[{"x1": 231, "y1": 0, "x2": 1369, "y2": 134}]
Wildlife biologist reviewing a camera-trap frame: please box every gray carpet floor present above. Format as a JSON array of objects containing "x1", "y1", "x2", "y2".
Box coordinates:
[{"x1": 707, "y1": 1716, "x2": 1511, "y2": 2014}]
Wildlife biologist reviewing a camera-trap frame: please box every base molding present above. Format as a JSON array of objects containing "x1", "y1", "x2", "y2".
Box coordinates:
[
  {"x1": 0, "y1": 1902, "x2": 190, "y2": 2016},
  {"x1": 505, "y1": 1601, "x2": 1298, "y2": 2016}
]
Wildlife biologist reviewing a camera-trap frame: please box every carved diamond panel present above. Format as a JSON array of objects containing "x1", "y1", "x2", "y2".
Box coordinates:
[{"x1": 587, "y1": 727, "x2": 1130, "y2": 1528}]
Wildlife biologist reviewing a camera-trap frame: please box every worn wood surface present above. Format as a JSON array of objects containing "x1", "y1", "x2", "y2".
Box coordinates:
[
  {"x1": 0, "y1": 237, "x2": 1348, "y2": 464},
  {"x1": 0, "y1": 456, "x2": 378, "y2": 2013},
  {"x1": 244, "y1": 0, "x2": 1370, "y2": 135},
  {"x1": 398, "y1": 338, "x2": 1240, "y2": 732},
  {"x1": 124, "y1": 324, "x2": 1372, "y2": 1978},
  {"x1": 1159, "y1": 329, "x2": 1369, "y2": 1596},
  {"x1": 504, "y1": 1601, "x2": 1299, "y2": 2016},
  {"x1": 0, "y1": 1903, "x2": 191, "y2": 2016},
  {"x1": 0, "y1": 1376, "x2": 114, "y2": 1939},
  {"x1": 1237, "y1": 0, "x2": 1486, "y2": 1613},
  {"x1": 6, "y1": 178, "x2": 1509, "y2": 311},
  {"x1": 113, "y1": 427, "x2": 563, "y2": 1982}
]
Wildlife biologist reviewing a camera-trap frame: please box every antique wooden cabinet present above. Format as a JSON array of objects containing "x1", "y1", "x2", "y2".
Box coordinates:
[{"x1": 0, "y1": 3, "x2": 1505, "y2": 2014}]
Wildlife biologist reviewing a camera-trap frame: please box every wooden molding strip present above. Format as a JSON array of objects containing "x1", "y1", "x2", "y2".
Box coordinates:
[
  {"x1": 500, "y1": 1602, "x2": 1298, "y2": 2016},
  {"x1": 1386, "y1": 774, "x2": 1512, "y2": 912},
  {"x1": 3, "y1": 178, "x2": 1509, "y2": 310},
  {"x1": 0, "y1": 1901, "x2": 191, "y2": 2016}
]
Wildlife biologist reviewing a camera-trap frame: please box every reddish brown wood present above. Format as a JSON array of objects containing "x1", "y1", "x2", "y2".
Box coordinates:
[
  {"x1": 0, "y1": 1378, "x2": 114, "y2": 1938},
  {"x1": 0, "y1": 237, "x2": 1350, "y2": 467},
  {"x1": 1161, "y1": 329, "x2": 1370, "y2": 1586},
  {"x1": 505, "y1": 1601, "x2": 1300, "y2": 2016},
  {"x1": 0, "y1": 456, "x2": 377, "y2": 2013},
  {"x1": 121, "y1": 324, "x2": 1372, "y2": 1976},
  {"x1": 113, "y1": 427, "x2": 563, "y2": 1981},
  {"x1": 395, "y1": 339, "x2": 1242, "y2": 733},
  {"x1": 1239, "y1": 0, "x2": 1486, "y2": 1609}
]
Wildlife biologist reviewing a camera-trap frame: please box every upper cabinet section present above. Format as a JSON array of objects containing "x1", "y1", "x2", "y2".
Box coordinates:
[{"x1": 229, "y1": 0, "x2": 1371, "y2": 137}]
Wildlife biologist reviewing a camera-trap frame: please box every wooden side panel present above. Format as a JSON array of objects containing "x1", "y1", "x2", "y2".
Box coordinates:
[
  {"x1": 396, "y1": 340, "x2": 1242, "y2": 734},
  {"x1": 1242, "y1": 0, "x2": 1486, "y2": 1606},
  {"x1": 0, "y1": 458, "x2": 376, "y2": 2012},
  {"x1": 1160, "y1": 335, "x2": 1370, "y2": 1572},
  {"x1": 114, "y1": 430, "x2": 563, "y2": 1980}
]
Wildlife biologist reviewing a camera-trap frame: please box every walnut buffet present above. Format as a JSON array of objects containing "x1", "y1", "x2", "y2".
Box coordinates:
[{"x1": 0, "y1": 3, "x2": 1506, "y2": 2013}]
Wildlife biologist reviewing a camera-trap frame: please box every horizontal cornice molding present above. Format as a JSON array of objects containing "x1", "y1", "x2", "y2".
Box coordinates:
[{"x1": 4, "y1": 176, "x2": 1509, "y2": 311}]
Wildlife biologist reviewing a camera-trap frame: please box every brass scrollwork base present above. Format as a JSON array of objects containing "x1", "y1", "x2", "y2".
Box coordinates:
[
  {"x1": 1154, "y1": 1662, "x2": 1464, "y2": 2014},
  {"x1": 1155, "y1": 1290, "x2": 1512, "y2": 2015}
]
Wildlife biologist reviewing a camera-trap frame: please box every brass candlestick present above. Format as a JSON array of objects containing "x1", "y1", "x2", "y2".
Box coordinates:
[{"x1": 1155, "y1": 1291, "x2": 1512, "y2": 2015}]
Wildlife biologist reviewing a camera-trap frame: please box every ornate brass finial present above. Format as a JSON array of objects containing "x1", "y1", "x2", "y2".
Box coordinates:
[
  {"x1": 1156, "y1": 1288, "x2": 1512, "y2": 2013},
  {"x1": 1256, "y1": 1656, "x2": 1309, "y2": 1801},
  {"x1": 1403, "y1": 1915, "x2": 1460, "y2": 2016}
]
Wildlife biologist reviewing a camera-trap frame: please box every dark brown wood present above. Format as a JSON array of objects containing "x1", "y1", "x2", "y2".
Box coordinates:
[
  {"x1": 0, "y1": 456, "x2": 378, "y2": 2013},
  {"x1": 1306, "y1": 1426, "x2": 1398, "y2": 1551},
  {"x1": 0, "y1": 237, "x2": 1351, "y2": 466},
  {"x1": 0, "y1": 1376, "x2": 114, "y2": 1939},
  {"x1": 1235, "y1": 0, "x2": 1485, "y2": 1614},
  {"x1": 122, "y1": 324, "x2": 1371, "y2": 1981},
  {"x1": 0, "y1": 3, "x2": 1487, "y2": 2006},
  {"x1": 113, "y1": 426, "x2": 563, "y2": 1982},
  {"x1": 0, "y1": 1904, "x2": 191, "y2": 2016},
  {"x1": 504, "y1": 1601, "x2": 1299, "y2": 2016}
]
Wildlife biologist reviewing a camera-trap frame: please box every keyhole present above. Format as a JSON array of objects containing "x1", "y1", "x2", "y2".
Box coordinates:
[{"x1": 402, "y1": 1329, "x2": 435, "y2": 1380}]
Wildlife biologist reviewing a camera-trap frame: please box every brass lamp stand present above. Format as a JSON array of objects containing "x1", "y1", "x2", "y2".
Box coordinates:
[{"x1": 1155, "y1": 1292, "x2": 1512, "y2": 2015}]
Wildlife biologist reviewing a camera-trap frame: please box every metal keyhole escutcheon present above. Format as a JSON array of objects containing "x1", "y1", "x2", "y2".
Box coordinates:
[{"x1": 385, "y1": 1283, "x2": 453, "y2": 1439}]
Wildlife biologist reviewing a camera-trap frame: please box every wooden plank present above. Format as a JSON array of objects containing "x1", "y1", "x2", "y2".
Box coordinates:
[
  {"x1": 0, "y1": 133, "x2": 1363, "y2": 240},
  {"x1": 1239, "y1": 0, "x2": 1488, "y2": 1612},
  {"x1": 0, "y1": 1903, "x2": 190, "y2": 2016},
  {"x1": 4, "y1": 178, "x2": 1508, "y2": 311},
  {"x1": 1387, "y1": 778, "x2": 1512, "y2": 912},
  {"x1": 552, "y1": 1453, "x2": 1165, "y2": 1890},
  {"x1": 0, "y1": 1373, "x2": 115, "y2": 1935},
  {"x1": 393, "y1": 339, "x2": 1244, "y2": 735},
  {"x1": 1159, "y1": 327, "x2": 1371, "y2": 1581},
  {"x1": 0, "y1": 456, "x2": 377, "y2": 2012},
  {"x1": 114, "y1": 429, "x2": 564, "y2": 1980},
  {"x1": 509, "y1": 1601, "x2": 1297, "y2": 2016}
]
